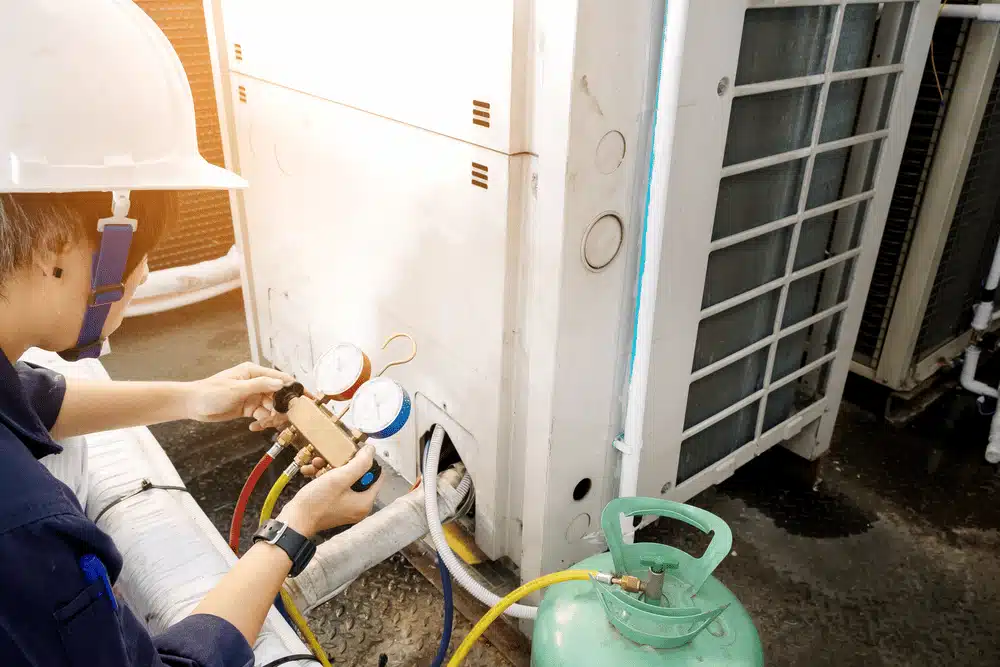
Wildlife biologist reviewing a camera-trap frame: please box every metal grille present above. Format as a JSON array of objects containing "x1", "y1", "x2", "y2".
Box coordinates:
[
  {"x1": 915, "y1": 64, "x2": 1000, "y2": 358},
  {"x1": 678, "y1": 2, "x2": 913, "y2": 483},
  {"x1": 855, "y1": 5, "x2": 973, "y2": 366},
  {"x1": 136, "y1": 1, "x2": 236, "y2": 271}
]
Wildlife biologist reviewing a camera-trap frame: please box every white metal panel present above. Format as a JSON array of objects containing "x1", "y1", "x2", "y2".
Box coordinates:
[
  {"x1": 230, "y1": 75, "x2": 521, "y2": 557},
  {"x1": 517, "y1": 0, "x2": 664, "y2": 579},
  {"x1": 220, "y1": 0, "x2": 522, "y2": 153}
]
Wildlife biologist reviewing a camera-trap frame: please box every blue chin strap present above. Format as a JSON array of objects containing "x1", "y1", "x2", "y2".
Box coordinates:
[{"x1": 59, "y1": 192, "x2": 136, "y2": 362}]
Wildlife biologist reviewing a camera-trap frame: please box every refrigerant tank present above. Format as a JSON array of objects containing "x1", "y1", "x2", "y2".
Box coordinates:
[{"x1": 531, "y1": 498, "x2": 763, "y2": 666}]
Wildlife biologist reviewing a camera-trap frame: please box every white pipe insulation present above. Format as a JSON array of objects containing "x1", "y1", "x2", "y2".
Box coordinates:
[
  {"x1": 285, "y1": 467, "x2": 469, "y2": 614},
  {"x1": 23, "y1": 349, "x2": 314, "y2": 666},
  {"x1": 619, "y1": 0, "x2": 688, "y2": 522},
  {"x1": 940, "y1": 4, "x2": 1000, "y2": 22},
  {"x1": 956, "y1": 206, "x2": 1000, "y2": 463},
  {"x1": 960, "y1": 345, "x2": 998, "y2": 399},
  {"x1": 125, "y1": 245, "x2": 242, "y2": 318}
]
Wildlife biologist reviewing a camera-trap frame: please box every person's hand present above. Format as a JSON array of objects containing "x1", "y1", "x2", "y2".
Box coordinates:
[
  {"x1": 299, "y1": 454, "x2": 329, "y2": 478},
  {"x1": 278, "y1": 444, "x2": 383, "y2": 537},
  {"x1": 186, "y1": 362, "x2": 295, "y2": 431}
]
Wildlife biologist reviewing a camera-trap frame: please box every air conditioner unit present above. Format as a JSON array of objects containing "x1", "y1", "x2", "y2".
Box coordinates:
[
  {"x1": 852, "y1": 6, "x2": 1000, "y2": 395},
  {"x1": 209, "y1": 1, "x2": 937, "y2": 579}
]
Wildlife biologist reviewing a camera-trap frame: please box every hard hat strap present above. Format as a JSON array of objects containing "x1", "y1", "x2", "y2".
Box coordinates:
[{"x1": 58, "y1": 192, "x2": 136, "y2": 361}]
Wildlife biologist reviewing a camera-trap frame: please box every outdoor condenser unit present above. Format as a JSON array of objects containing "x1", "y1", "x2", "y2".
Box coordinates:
[
  {"x1": 853, "y1": 4, "x2": 1000, "y2": 395},
  {"x1": 208, "y1": 1, "x2": 937, "y2": 580}
]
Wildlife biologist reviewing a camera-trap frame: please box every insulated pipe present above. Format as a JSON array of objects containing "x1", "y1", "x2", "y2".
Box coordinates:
[
  {"x1": 940, "y1": 5, "x2": 1000, "y2": 22},
  {"x1": 988, "y1": 412, "x2": 1000, "y2": 463},
  {"x1": 83, "y1": 427, "x2": 314, "y2": 666},
  {"x1": 984, "y1": 234, "x2": 1000, "y2": 292},
  {"x1": 960, "y1": 346, "x2": 999, "y2": 398},
  {"x1": 285, "y1": 467, "x2": 468, "y2": 614},
  {"x1": 19, "y1": 348, "x2": 314, "y2": 666},
  {"x1": 423, "y1": 426, "x2": 536, "y2": 619},
  {"x1": 619, "y1": 0, "x2": 688, "y2": 525},
  {"x1": 125, "y1": 246, "x2": 242, "y2": 318}
]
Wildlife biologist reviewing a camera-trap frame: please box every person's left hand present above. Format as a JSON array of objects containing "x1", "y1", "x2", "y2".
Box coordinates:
[{"x1": 186, "y1": 362, "x2": 295, "y2": 431}]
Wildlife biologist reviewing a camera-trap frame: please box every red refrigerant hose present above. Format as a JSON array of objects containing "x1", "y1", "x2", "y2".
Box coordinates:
[{"x1": 229, "y1": 442, "x2": 284, "y2": 553}]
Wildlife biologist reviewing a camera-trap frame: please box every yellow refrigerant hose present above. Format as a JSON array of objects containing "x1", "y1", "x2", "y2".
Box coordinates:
[
  {"x1": 259, "y1": 464, "x2": 333, "y2": 667},
  {"x1": 447, "y1": 570, "x2": 598, "y2": 667}
]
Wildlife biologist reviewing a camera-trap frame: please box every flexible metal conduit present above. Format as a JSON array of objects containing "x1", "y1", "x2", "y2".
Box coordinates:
[{"x1": 422, "y1": 425, "x2": 535, "y2": 619}]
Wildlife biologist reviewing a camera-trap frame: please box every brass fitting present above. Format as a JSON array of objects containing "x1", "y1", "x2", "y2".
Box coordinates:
[
  {"x1": 276, "y1": 426, "x2": 298, "y2": 449},
  {"x1": 612, "y1": 575, "x2": 645, "y2": 594},
  {"x1": 294, "y1": 444, "x2": 316, "y2": 466}
]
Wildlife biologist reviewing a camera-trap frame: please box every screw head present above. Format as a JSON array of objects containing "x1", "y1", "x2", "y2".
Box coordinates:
[
  {"x1": 717, "y1": 77, "x2": 730, "y2": 96},
  {"x1": 661, "y1": 482, "x2": 673, "y2": 494}
]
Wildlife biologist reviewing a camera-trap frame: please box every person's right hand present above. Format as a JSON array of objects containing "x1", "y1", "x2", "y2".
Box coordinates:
[{"x1": 277, "y1": 444, "x2": 383, "y2": 538}]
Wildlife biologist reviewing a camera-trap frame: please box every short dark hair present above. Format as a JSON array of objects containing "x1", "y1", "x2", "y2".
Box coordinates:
[{"x1": 0, "y1": 190, "x2": 177, "y2": 284}]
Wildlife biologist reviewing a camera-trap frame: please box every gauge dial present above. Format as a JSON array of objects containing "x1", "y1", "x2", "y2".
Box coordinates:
[
  {"x1": 315, "y1": 343, "x2": 371, "y2": 400},
  {"x1": 350, "y1": 376, "x2": 411, "y2": 439}
]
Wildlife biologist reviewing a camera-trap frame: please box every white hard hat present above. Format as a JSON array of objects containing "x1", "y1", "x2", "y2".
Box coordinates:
[{"x1": 0, "y1": 0, "x2": 247, "y2": 193}]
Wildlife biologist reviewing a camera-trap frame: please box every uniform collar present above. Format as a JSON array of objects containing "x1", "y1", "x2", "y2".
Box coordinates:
[{"x1": 0, "y1": 349, "x2": 62, "y2": 459}]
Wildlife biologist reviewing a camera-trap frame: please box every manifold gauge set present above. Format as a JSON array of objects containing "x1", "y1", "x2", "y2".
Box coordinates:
[{"x1": 272, "y1": 333, "x2": 416, "y2": 491}]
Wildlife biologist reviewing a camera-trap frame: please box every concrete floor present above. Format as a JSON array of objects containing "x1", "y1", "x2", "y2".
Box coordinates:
[{"x1": 103, "y1": 291, "x2": 1000, "y2": 667}]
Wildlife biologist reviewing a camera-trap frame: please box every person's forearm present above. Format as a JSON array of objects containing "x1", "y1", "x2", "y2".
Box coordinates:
[
  {"x1": 191, "y1": 541, "x2": 292, "y2": 645},
  {"x1": 192, "y1": 506, "x2": 310, "y2": 645},
  {"x1": 50, "y1": 378, "x2": 192, "y2": 439}
]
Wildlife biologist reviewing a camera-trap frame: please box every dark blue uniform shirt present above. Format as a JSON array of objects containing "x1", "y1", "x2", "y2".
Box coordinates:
[{"x1": 0, "y1": 351, "x2": 254, "y2": 667}]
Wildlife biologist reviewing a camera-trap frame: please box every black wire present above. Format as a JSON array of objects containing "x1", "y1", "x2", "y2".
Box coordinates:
[
  {"x1": 260, "y1": 654, "x2": 322, "y2": 667},
  {"x1": 93, "y1": 478, "x2": 190, "y2": 523}
]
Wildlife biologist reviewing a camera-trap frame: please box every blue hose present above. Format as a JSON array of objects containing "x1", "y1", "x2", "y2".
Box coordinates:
[{"x1": 432, "y1": 552, "x2": 454, "y2": 667}]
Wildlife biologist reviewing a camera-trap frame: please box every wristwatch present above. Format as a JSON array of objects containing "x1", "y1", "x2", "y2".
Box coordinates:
[{"x1": 252, "y1": 519, "x2": 317, "y2": 577}]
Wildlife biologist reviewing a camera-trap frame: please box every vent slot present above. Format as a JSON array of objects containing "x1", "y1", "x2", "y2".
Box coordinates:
[
  {"x1": 234, "y1": 43, "x2": 243, "y2": 62},
  {"x1": 238, "y1": 85, "x2": 247, "y2": 103},
  {"x1": 473, "y1": 100, "x2": 491, "y2": 128},
  {"x1": 471, "y1": 162, "x2": 488, "y2": 190}
]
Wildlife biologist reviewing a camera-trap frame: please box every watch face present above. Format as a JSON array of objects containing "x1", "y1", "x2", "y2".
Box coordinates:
[
  {"x1": 315, "y1": 343, "x2": 366, "y2": 397},
  {"x1": 350, "y1": 377, "x2": 405, "y2": 434}
]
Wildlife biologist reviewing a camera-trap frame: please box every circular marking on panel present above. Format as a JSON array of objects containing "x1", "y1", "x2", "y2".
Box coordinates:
[
  {"x1": 596, "y1": 130, "x2": 627, "y2": 174},
  {"x1": 565, "y1": 513, "x2": 592, "y2": 542},
  {"x1": 582, "y1": 213, "x2": 624, "y2": 272}
]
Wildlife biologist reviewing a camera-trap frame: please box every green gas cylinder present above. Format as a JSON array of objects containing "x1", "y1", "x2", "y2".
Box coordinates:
[{"x1": 531, "y1": 497, "x2": 763, "y2": 666}]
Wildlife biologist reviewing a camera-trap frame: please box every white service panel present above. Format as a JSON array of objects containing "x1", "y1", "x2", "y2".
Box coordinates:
[
  {"x1": 222, "y1": 0, "x2": 519, "y2": 153},
  {"x1": 231, "y1": 75, "x2": 522, "y2": 553}
]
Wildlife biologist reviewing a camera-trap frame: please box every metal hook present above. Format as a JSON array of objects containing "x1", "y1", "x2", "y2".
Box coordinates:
[{"x1": 375, "y1": 332, "x2": 417, "y2": 377}]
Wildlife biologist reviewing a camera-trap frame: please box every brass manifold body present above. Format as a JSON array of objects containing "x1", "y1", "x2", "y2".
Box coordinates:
[{"x1": 273, "y1": 383, "x2": 376, "y2": 484}]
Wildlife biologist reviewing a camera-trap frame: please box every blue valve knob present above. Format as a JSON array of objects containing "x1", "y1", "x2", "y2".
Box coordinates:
[{"x1": 350, "y1": 459, "x2": 382, "y2": 492}]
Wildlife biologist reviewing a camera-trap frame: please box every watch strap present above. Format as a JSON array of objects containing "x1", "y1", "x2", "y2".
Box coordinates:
[{"x1": 253, "y1": 519, "x2": 316, "y2": 577}]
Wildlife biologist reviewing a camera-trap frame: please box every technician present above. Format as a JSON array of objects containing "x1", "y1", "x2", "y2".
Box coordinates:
[{"x1": 0, "y1": 1, "x2": 382, "y2": 666}]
